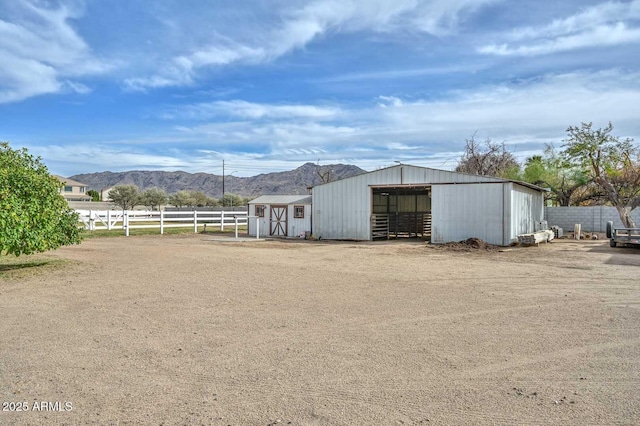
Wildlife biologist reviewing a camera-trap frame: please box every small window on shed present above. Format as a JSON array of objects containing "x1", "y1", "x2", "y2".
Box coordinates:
[
  {"x1": 256, "y1": 205, "x2": 265, "y2": 217},
  {"x1": 294, "y1": 205, "x2": 304, "y2": 218}
]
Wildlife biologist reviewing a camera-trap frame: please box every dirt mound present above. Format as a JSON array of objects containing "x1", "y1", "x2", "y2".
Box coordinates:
[{"x1": 429, "y1": 237, "x2": 499, "y2": 252}]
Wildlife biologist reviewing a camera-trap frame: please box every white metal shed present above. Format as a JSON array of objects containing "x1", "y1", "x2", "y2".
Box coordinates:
[
  {"x1": 248, "y1": 195, "x2": 312, "y2": 238},
  {"x1": 311, "y1": 164, "x2": 545, "y2": 246}
]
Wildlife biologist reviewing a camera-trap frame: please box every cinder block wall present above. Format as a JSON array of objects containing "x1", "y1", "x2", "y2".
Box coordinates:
[{"x1": 544, "y1": 206, "x2": 640, "y2": 232}]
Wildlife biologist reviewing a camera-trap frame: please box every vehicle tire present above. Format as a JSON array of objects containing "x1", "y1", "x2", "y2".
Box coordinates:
[
  {"x1": 606, "y1": 221, "x2": 613, "y2": 238},
  {"x1": 610, "y1": 239, "x2": 617, "y2": 248}
]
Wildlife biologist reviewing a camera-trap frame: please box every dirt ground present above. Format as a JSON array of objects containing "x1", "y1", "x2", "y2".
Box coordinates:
[{"x1": 1, "y1": 235, "x2": 639, "y2": 425}]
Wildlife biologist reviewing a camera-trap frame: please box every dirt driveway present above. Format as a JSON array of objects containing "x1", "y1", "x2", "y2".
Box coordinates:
[{"x1": 1, "y1": 235, "x2": 639, "y2": 425}]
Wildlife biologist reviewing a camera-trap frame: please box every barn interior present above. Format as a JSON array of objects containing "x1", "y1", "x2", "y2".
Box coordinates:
[{"x1": 371, "y1": 186, "x2": 431, "y2": 240}]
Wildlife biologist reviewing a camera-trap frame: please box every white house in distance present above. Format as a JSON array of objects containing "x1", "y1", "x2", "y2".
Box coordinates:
[
  {"x1": 248, "y1": 195, "x2": 312, "y2": 238},
  {"x1": 54, "y1": 175, "x2": 92, "y2": 202},
  {"x1": 311, "y1": 164, "x2": 546, "y2": 246}
]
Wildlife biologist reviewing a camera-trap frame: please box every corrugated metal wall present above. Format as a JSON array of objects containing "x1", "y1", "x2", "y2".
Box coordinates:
[
  {"x1": 312, "y1": 165, "x2": 507, "y2": 240},
  {"x1": 401, "y1": 166, "x2": 504, "y2": 185},
  {"x1": 510, "y1": 183, "x2": 544, "y2": 240},
  {"x1": 313, "y1": 167, "x2": 412, "y2": 239},
  {"x1": 431, "y1": 183, "x2": 507, "y2": 246}
]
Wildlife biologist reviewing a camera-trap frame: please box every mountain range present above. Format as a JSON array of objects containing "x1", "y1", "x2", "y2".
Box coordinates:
[{"x1": 70, "y1": 163, "x2": 365, "y2": 198}]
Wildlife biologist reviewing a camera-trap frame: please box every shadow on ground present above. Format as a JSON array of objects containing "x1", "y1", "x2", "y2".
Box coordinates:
[
  {"x1": 587, "y1": 244, "x2": 640, "y2": 266},
  {"x1": 0, "y1": 260, "x2": 51, "y2": 272}
]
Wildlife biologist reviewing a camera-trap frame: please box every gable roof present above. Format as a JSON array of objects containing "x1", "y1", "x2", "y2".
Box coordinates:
[
  {"x1": 54, "y1": 175, "x2": 88, "y2": 187},
  {"x1": 311, "y1": 164, "x2": 546, "y2": 192},
  {"x1": 249, "y1": 195, "x2": 312, "y2": 205}
]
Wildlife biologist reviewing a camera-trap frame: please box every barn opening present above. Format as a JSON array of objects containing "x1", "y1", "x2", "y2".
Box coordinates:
[{"x1": 371, "y1": 186, "x2": 431, "y2": 240}]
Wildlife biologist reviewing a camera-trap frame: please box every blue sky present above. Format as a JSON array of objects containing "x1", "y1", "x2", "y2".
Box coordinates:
[{"x1": 1, "y1": 0, "x2": 640, "y2": 177}]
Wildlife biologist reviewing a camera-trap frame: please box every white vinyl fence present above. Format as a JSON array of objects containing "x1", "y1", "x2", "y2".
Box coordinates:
[{"x1": 77, "y1": 210, "x2": 249, "y2": 236}]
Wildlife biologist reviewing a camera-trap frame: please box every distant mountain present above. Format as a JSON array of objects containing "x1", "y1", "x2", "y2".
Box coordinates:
[{"x1": 70, "y1": 163, "x2": 365, "y2": 198}]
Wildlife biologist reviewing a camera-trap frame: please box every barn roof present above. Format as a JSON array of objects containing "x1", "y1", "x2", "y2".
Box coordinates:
[{"x1": 249, "y1": 195, "x2": 312, "y2": 205}]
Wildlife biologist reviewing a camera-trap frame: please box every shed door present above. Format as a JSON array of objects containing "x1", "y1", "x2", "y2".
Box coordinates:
[{"x1": 270, "y1": 205, "x2": 288, "y2": 236}]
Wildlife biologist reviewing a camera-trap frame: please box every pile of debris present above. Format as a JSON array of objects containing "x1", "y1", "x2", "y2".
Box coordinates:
[{"x1": 429, "y1": 238, "x2": 500, "y2": 252}]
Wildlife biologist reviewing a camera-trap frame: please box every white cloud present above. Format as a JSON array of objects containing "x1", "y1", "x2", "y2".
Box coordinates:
[
  {"x1": 481, "y1": 23, "x2": 640, "y2": 56},
  {"x1": 510, "y1": 0, "x2": 640, "y2": 41},
  {"x1": 123, "y1": 60, "x2": 195, "y2": 91},
  {"x1": 128, "y1": 0, "x2": 500, "y2": 89},
  {"x1": 166, "y1": 69, "x2": 640, "y2": 167},
  {"x1": 0, "y1": 52, "x2": 60, "y2": 103},
  {"x1": 409, "y1": 0, "x2": 501, "y2": 35},
  {"x1": 123, "y1": 40, "x2": 267, "y2": 91},
  {"x1": 63, "y1": 80, "x2": 91, "y2": 94},
  {"x1": 377, "y1": 96, "x2": 404, "y2": 107},
  {"x1": 162, "y1": 100, "x2": 340, "y2": 120},
  {"x1": 187, "y1": 121, "x2": 360, "y2": 148},
  {"x1": 479, "y1": 0, "x2": 640, "y2": 56},
  {"x1": 374, "y1": 70, "x2": 640, "y2": 144},
  {"x1": 34, "y1": 69, "x2": 640, "y2": 177},
  {"x1": 320, "y1": 64, "x2": 475, "y2": 83},
  {"x1": 187, "y1": 44, "x2": 266, "y2": 68},
  {"x1": 0, "y1": 0, "x2": 110, "y2": 103},
  {"x1": 33, "y1": 144, "x2": 192, "y2": 176}
]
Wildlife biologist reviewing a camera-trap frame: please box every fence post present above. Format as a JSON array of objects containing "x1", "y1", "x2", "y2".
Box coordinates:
[
  {"x1": 234, "y1": 215, "x2": 238, "y2": 239},
  {"x1": 221, "y1": 211, "x2": 225, "y2": 231},
  {"x1": 194, "y1": 210, "x2": 198, "y2": 233},
  {"x1": 256, "y1": 217, "x2": 260, "y2": 240},
  {"x1": 160, "y1": 210, "x2": 164, "y2": 235},
  {"x1": 125, "y1": 211, "x2": 130, "y2": 237},
  {"x1": 107, "y1": 210, "x2": 112, "y2": 230}
]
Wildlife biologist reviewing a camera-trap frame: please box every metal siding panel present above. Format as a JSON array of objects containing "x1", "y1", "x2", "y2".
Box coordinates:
[
  {"x1": 432, "y1": 183, "x2": 505, "y2": 245},
  {"x1": 313, "y1": 167, "x2": 400, "y2": 239},
  {"x1": 402, "y1": 165, "x2": 504, "y2": 184},
  {"x1": 510, "y1": 184, "x2": 545, "y2": 240},
  {"x1": 313, "y1": 165, "x2": 514, "y2": 240},
  {"x1": 503, "y1": 183, "x2": 511, "y2": 246}
]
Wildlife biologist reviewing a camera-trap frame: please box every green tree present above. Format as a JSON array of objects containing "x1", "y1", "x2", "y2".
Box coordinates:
[
  {"x1": 0, "y1": 142, "x2": 82, "y2": 256},
  {"x1": 87, "y1": 189, "x2": 100, "y2": 202},
  {"x1": 222, "y1": 193, "x2": 246, "y2": 207},
  {"x1": 522, "y1": 146, "x2": 592, "y2": 206},
  {"x1": 168, "y1": 190, "x2": 193, "y2": 208},
  {"x1": 563, "y1": 122, "x2": 640, "y2": 227},
  {"x1": 522, "y1": 155, "x2": 545, "y2": 184},
  {"x1": 108, "y1": 184, "x2": 140, "y2": 210},
  {"x1": 141, "y1": 188, "x2": 167, "y2": 210},
  {"x1": 189, "y1": 190, "x2": 215, "y2": 207},
  {"x1": 455, "y1": 135, "x2": 521, "y2": 178},
  {"x1": 168, "y1": 190, "x2": 216, "y2": 208}
]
